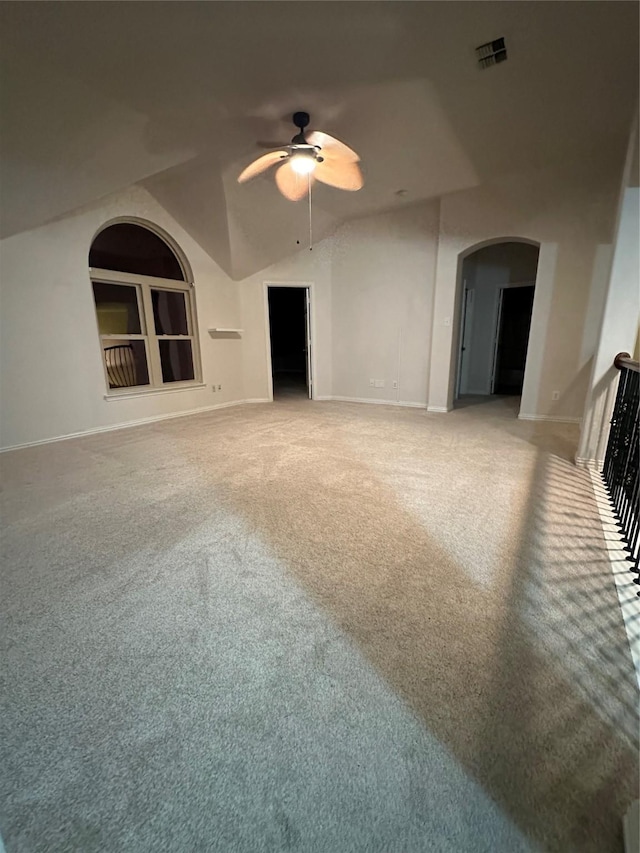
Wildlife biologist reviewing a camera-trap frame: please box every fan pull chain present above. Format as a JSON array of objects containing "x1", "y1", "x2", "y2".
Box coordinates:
[{"x1": 308, "y1": 173, "x2": 313, "y2": 251}]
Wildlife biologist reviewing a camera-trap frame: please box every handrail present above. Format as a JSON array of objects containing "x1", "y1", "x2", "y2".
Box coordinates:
[
  {"x1": 614, "y1": 351, "x2": 640, "y2": 372},
  {"x1": 603, "y1": 354, "x2": 639, "y2": 595}
]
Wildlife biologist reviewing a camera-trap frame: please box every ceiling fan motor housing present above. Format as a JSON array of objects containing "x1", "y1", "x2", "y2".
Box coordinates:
[
  {"x1": 293, "y1": 111, "x2": 310, "y2": 130},
  {"x1": 291, "y1": 111, "x2": 311, "y2": 145}
]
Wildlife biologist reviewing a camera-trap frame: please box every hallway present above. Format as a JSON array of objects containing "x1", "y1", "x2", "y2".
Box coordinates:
[
  {"x1": 454, "y1": 394, "x2": 522, "y2": 415},
  {"x1": 272, "y1": 370, "x2": 309, "y2": 400}
]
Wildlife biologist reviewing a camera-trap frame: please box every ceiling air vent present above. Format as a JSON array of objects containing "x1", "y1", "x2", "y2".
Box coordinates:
[{"x1": 476, "y1": 37, "x2": 507, "y2": 69}]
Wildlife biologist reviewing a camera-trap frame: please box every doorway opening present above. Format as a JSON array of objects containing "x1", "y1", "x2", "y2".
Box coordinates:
[
  {"x1": 455, "y1": 241, "x2": 539, "y2": 410},
  {"x1": 492, "y1": 284, "x2": 536, "y2": 395},
  {"x1": 266, "y1": 285, "x2": 313, "y2": 400}
]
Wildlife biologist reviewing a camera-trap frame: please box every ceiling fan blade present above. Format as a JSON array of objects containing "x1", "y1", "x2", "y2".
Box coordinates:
[
  {"x1": 238, "y1": 150, "x2": 288, "y2": 183},
  {"x1": 275, "y1": 162, "x2": 315, "y2": 201},
  {"x1": 314, "y1": 159, "x2": 363, "y2": 191},
  {"x1": 307, "y1": 130, "x2": 360, "y2": 162}
]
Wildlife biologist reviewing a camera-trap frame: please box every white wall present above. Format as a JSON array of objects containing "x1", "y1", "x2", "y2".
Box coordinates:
[
  {"x1": 237, "y1": 201, "x2": 440, "y2": 408},
  {"x1": 460, "y1": 242, "x2": 539, "y2": 395},
  {"x1": 238, "y1": 240, "x2": 334, "y2": 403},
  {"x1": 577, "y1": 116, "x2": 640, "y2": 465},
  {"x1": 0, "y1": 156, "x2": 628, "y2": 450},
  {"x1": 428, "y1": 160, "x2": 621, "y2": 420},
  {"x1": 331, "y1": 202, "x2": 439, "y2": 405},
  {"x1": 0, "y1": 186, "x2": 438, "y2": 449},
  {"x1": 0, "y1": 186, "x2": 244, "y2": 449}
]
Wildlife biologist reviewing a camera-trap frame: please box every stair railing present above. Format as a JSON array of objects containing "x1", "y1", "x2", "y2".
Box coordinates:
[{"x1": 603, "y1": 352, "x2": 640, "y2": 593}]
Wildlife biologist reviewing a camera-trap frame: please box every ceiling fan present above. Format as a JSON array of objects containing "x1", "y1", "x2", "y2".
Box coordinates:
[{"x1": 237, "y1": 111, "x2": 363, "y2": 201}]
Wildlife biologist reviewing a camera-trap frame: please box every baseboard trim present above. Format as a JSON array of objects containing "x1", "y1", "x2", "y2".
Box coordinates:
[
  {"x1": 0, "y1": 399, "x2": 267, "y2": 453},
  {"x1": 6, "y1": 398, "x2": 581, "y2": 451},
  {"x1": 327, "y1": 396, "x2": 427, "y2": 409},
  {"x1": 518, "y1": 413, "x2": 582, "y2": 424}
]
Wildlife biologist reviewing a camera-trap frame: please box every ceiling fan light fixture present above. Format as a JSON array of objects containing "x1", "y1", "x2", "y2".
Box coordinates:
[{"x1": 290, "y1": 153, "x2": 317, "y2": 175}]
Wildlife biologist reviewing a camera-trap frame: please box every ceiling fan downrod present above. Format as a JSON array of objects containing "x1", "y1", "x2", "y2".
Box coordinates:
[{"x1": 291, "y1": 111, "x2": 310, "y2": 144}]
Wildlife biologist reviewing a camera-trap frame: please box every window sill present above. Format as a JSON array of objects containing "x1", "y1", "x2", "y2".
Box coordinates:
[{"x1": 104, "y1": 382, "x2": 207, "y2": 401}]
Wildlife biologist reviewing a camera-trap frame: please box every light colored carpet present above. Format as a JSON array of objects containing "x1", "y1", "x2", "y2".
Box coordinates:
[{"x1": 1, "y1": 396, "x2": 637, "y2": 853}]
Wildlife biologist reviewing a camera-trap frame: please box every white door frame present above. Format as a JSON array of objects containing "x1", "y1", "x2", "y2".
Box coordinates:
[
  {"x1": 490, "y1": 287, "x2": 505, "y2": 394},
  {"x1": 263, "y1": 280, "x2": 316, "y2": 401},
  {"x1": 456, "y1": 284, "x2": 474, "y2": 398}
]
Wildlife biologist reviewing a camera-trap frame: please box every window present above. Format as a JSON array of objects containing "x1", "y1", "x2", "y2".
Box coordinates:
[{"x1": 89, "y1": 223, "x2": 201, "y2": 395}]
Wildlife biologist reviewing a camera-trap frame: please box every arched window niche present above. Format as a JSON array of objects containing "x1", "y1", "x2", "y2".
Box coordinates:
[{"x1": 89, "y1": 220, "x2": 201, "y2": 396}]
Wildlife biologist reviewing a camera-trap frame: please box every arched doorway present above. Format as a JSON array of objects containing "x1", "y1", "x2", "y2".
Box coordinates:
[{"x1": 455, "y1": 240, "x2": 540, "y2": 410}]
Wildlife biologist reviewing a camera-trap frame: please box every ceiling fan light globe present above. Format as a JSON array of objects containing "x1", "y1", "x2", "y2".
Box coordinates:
[{"x1": 290, "y1": 154, "x2": 316, "y2": 176}]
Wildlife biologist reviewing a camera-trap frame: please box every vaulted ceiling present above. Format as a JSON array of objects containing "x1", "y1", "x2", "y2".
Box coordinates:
[{"x1": 1, "y1": 1, "x2": 637, "y2": 278}]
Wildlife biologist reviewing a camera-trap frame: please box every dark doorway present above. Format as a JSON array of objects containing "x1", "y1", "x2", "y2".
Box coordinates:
[
  {"x1": 267, "y1": 287, "x2": 311, "y2": 399},
  {"x1": 493, "y1": 285, "x2": 535, "y2": 395}
]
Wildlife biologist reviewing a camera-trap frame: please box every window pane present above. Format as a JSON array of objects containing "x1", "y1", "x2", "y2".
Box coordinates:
[
  {"x1": 93, "y1": 282, "x2": 142, "y2": 334},
  {"x1": 159, "y1": 340, "x2": 195, "y2": 383},
  {"x1": 89, "y1": 224, "x2": 185, "y2": 280},
  {"x1": 152, "y1": 289, "x2": 189, "y2": 336},
  {"x1": 103, "y1": 341, "x2": 149, "y2": 389}
]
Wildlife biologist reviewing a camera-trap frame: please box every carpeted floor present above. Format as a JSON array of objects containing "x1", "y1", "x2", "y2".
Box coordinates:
[{"x1": 1, "y1": 396, "x2": 637, "y2": 853}]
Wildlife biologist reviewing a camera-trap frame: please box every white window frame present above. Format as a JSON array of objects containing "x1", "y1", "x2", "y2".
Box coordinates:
[{"x1": 90, "y1": 267, "x2": 202, "y2": 398}]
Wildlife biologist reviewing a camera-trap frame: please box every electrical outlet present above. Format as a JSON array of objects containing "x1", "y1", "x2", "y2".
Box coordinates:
[
  {"x1": 369, "y1": 378, "x2": 375, "y2": 387},
  {"x1": 552, "y1": 391, "x2": 560, "y2": 401},
  {"x1": 212, "y1": 385, "x2": 217, "y2": 392},
  {"x1": 218, "y1": 385, "x2": 222, "y2": 391},
  {"x1": 393, "y1": 380, "x2": 398, "y2": 389},
  {"x1": 374, "y1": 379, "x2": 385, "y2": 388}
]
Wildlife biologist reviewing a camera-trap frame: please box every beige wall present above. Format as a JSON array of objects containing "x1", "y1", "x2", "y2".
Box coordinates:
[
  {"x1": 0, "y1": 186, "x2": 244, "y2": 449},
  {"x1": 0, "y1": 186, "x2": 437, "y2": 449},
  {"x1": 238, "y1": 240, "x2": 334, "y2": 403},
  {"x1": 331, "y1": 202, "x2": 439, "y2": 405},
  {"x1": 237, "y1": 201, "x2": 440, "y2": 408},
  {"x1": 0, "y1": 154, "x2": 628, "y2": 450},
  {"x1": 578, "y1": 116, "x2": 640, "y2": 465}
]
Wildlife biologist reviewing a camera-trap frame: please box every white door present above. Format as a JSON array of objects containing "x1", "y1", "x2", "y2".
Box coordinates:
[
  {"x1": 457, "y1": 287, "x2": 475, "y2": 397},
  {"x1": 304, "y1": 287, "x2": 313, "y2": 399},
  {"x1": 490, "y1": 288, "x2": 505, "y2": 394}
]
